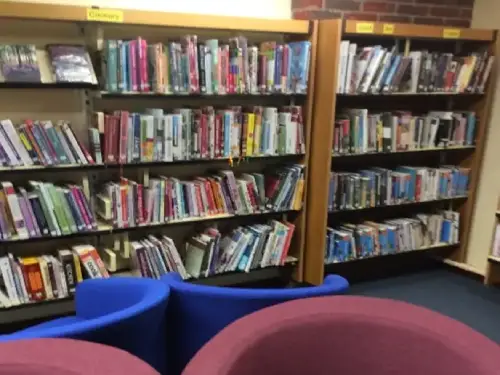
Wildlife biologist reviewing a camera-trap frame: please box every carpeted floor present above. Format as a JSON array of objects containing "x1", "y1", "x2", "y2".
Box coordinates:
[{"x1": 348, "y1": 268, "x2": 500, "y2": 343}]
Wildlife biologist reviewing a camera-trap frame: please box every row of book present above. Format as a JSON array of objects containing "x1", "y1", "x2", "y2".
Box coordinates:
[
  {"x1": 0, "y1": 245, "x2": 108, "y2": 308},
  {"x1": 0, "y1": 44, "x2": 97, "y2": 84},
  {"x1": 92, "y1": 106, "x2": 306, "y2": 164},
  {"x1": 130, "y1": 219, "x2": 294, "y2": 279},
  {"x1": 337, "y1": 42, "x2": 494, "y2": 94},
  {"x1": 0, "y1": 119, "x2": 94, "y2": 167},
  {"x1": 0, "y1": 182, "x2": 96, "y2": 241},
  {"x1": 325, "y1": 210, "x2": 460, "y2": 264},
  {"x1": 102, "y1": 37, "x2": 311, "y2": 95},
  {"x1": 97, "y1": 166, "x2": 304, "y2": 228},
  {"x1": 334, "y1": 110, "x2": 476, "y2": 155},
  {"x1": 328, "y1": 166, "x2": 470, "y2": 211}
]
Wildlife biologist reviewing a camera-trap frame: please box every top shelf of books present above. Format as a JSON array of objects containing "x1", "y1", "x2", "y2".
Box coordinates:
[
  {"x1": 344, "y1": 20, "x2": 495, "y2": 42},
  {"x1": 0, "y1": 2, "x2": 310, "y2": 35}
]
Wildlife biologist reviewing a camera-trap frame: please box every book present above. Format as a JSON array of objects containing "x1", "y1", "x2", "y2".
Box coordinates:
[
  {"x1": 101, "y1": 37, "x2": 311, "y2": 95},
  {"x1": 325, "y1": 210, "x2": 460, "y2": 264},
  {"x1": 333, "y1": 110, "x2": 477, "y2": 155},
  {"x1": 96, "y1": 165, "x2": 304, "y2": 228},
  {"x1": 0, "y1": 44, "x2": 41, "y2": 83},
  {"x1": 337, "y1": 41, "x2": 494, "y2": 94},
  {"x1": 0, "y1": 182, "x2": 95, "y2": 241},
  {"x1": 46, "y1": 44, "x2": 98, "y2": 84},
  {"x1": 328, "y1": 166, "x2": 470, "y2": 211}
]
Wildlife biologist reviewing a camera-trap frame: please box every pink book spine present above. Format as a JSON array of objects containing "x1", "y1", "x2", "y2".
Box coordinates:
[
  {"x1": 217, "y1": 48, "x2": 222, "y2": 94},
  {"x1": 140, "y1": 38, "x2": 150, "y2": 92},
  {"x1": 17, "y1": 194, "x2": 35, "y2": 238},
  {"x1": 70, "y1": 186, "x2": 91, "y2": 230},
  {"x1": 201, "y1": 114, "x2": 208, "y2": 158},
  {"x1": 494, "y1": 224, "x2": 500, "y2": 257},
  {"x1": 75, "y1": 187, "x2": 97, "y2": 230},
  {"x1": 137, "y1": 183, "x2": 144, "y2": 225},
  {"x1": 118, "y1": 111, "x2": 129, "y2": 164},
  {"x1": 129, "y1": 40, "x2": 139, "y2": 92}
]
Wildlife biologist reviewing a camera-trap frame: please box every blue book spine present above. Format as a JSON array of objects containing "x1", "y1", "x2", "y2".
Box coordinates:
[
  {"x1": 325, "y1": 233, "x2": 330, "y2": 262},
  {"x1": 274, "y1": 45, "x2": 282, "y2": 92},
  {"x1": 441, "y1": 220, "x2": 452, "y2": 243},
  {"x1": 45, "y1": 126, "x2": 68, "y2": 164},
  {"x1": 383, "y1": 55, "x2": 401, "y2": 88},
  {"x1": 224, "y1": 113, "x2": 231, "y2": 157},
  {"x1": 387, "y1": 229, "x2": 396, "y2": 253},
  {"x1": 238, "y1": 233, "x2": 256, "y2": 271},
  {"x1": 358, "y1": 115, "x2": 364, "y2": 151},
  {"x1": 64, "y1": 190, "x2": 85, "y2": 231},
  {"x1": 31, "y1": 124, "x2": 54, "y2": 165},
  {"x1": 177, "y1": 182, "x2": 186, "y2": 218},
  {"x1": 120, "y1": 41, "x2": 129, "y2": 92},
  {"x1": 379, "y1": 230, "x2": 388, "y2": 255},
  {"x1": 466, "y1": 112, "x2": 476, "y2": 145}
]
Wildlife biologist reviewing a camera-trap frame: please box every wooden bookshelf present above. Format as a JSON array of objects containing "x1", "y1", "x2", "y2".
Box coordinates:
[
  {"x1": 304, "y1": 19, "x2": 498, "y2": 285},
  {"x1": 0, "y1": 2, "x2": 317, "y2": 319}
]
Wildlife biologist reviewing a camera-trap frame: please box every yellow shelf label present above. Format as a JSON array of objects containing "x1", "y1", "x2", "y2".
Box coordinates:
[
  {"x1": 443, "y1": 28, "x2": 461, "y2": 39},
  {"x1": 86, "y1": 8, "x2": 124, "y2": 23},
  {"x1": 356, "y1": 22, "x2": 374, "y2": 34},
  {"x1": 383, "y1": 24, "x2": 395, "y2": 35}
]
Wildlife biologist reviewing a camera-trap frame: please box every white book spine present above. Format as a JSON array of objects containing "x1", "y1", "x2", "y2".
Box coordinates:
[
  {"x1": 38, "y1": 257, "x2": 54, "y2": 300},
  {"x1": 0, "y1": 257, "x2": 19, "y2": 305},
  {"x1": 337, "y1": 41, "x2": 349, "y2": 93},
  {"x1": 260, "y1": 232, "x2": 277, "y2": 268},
  {"x1": 1, "y1": 120, "x2": 33, "y2": 166},
  {"x1": 345, "y1": 43, "x2": 357, "y2": 94},
  {"x1": 62, "y1": 123, "x2": 88, "y2": 165},
  {"x1": 55, "y1": 124, "x2": 77, "y2": 164},
  {"x1": 360, "y1": 48, "x2": 385, "y2": 93},
  {"x1": 3, "y1": 182, "x2": 29, "y2": 239},
  {"x1": 164, "y1": 115, "x2": 173, "y2": 162},
  {"x1": 0, "y1": 127, "x2": 20, "y2": 166}
]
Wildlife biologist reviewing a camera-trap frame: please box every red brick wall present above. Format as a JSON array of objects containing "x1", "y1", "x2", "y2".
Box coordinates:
[{"x1": 292, "y1": 0, "x2": 474, "y2": 27}]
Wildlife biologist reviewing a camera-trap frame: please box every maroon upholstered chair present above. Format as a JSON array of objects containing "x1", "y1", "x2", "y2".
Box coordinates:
[
  {"x1": 182, "y1": 296, "x2": 500, "y2": 375},
  {"x1": 0, "y1": 338, "x2": 160, "y2": 374}
]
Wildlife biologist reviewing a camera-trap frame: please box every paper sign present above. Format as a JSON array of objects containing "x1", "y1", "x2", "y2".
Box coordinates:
[
  {"x1": 356, "y1": 22, "x2": 374, "y2": 34},
  {"x1": 86, "y1": 8, "x2": 124, "y2": 23},
  {"x1": 443, "y1": 28, "x2": 461, "y2": 39},
  {"x1": 383, "y1": 24, "x2": 395, "y2": 35}
]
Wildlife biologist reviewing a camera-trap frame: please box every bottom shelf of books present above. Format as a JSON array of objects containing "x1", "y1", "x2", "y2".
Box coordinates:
[
  {"x1": 324, "y1": 210, "x2": 460, "y2": 265},
  {"x1": 0, "y1": 217, "x2": 298, "y2": 322}
]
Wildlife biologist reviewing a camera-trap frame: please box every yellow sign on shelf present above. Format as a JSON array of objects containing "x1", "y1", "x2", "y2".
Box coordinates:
[
  {"x1": 356, "y1": 22, "x2": 374, "y2": 34},
  {"x1": 86, "y1": 8, "x2": 124, "y2": 23},
  {"x1": 383, "y1": 24, "x2": 395, "y2": 35},
  {"x1": 443, "y1": 28, "x2": 461, "y2": 39}
]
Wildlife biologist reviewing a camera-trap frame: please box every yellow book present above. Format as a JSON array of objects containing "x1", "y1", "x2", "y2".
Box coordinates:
[
  {"x1": 246, "y1": 113, "x2": 255, "y2": 156},
  {"x1": 72, "y1": 252, "x2": 83, "y2": 283},
  {"x1": 293, "y1": 178, "x2": 305, "y2": 210},
  {"x1": 253, "y1": 111, "x2": 262, "y2": 155}
]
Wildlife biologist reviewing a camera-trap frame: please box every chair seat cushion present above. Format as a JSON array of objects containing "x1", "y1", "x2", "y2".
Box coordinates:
[{"x1": 20, "y1": 316, "x2": 83, "y2": 333}]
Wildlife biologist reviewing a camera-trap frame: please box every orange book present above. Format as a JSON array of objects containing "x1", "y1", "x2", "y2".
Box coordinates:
[{"x1": 20, "y1": 257, "x2": 45, "y2": 301}]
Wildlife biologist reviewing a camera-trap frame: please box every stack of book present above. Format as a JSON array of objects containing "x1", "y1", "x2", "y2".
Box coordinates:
[
  {"x1": 0, "y1": 120, "x2": 94, "y2": 167},
  {"x1": 0, "y1": 44, "x2": 97, "y2": 85},
  {"x1": 337, "y1": 42, "x2": 494, "y2": 94},
  {"x1": 334, "y1": 110, "x2": 476, "y2": 155},
  {"x1": 328, "y1": 166, "x2": 469, "y2": 211},
  {"x1": 185, "y1": 219, "x2": 295, "y2": 277},
  {"x1": 101, "y1": 37, "x2": 311, "y2": 95},
  {"x1": 0, "y1": 181, "x2": 96, "y2": 241},
  {"x1": 97, "y1": 165, "x2": 304, "y2": 228},
  {"x1": 130, "y1": 218, "x2": 295, "y2": 279},
  {"x1": 325, "y1": 210, "x2": 460, "y2": 264},
  {"x1": 0, "y1": 245, "x2": 108, "y2": 308},
  {"x1": 91, "y1": 106, "x2": 305, "y2": 164}
]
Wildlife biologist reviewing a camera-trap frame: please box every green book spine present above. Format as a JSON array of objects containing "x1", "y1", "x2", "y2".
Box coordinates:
[
  {"x1": 56, "y1": 187, "x2": 77, "y2": 233},
  {"x1": 46, "y1": 183, "x2": 70, "y2": 235}
]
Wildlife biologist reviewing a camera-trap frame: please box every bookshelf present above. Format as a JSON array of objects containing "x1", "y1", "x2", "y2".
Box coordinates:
[
  {"x1": 484, "y1": 198, "x2": 500, "y2": 285},
  {"x1": 304, "y1": 20, "x2": 498, "y2": 285},
  {"x1": 0, "y1": 2, "x2": 316, "y2": 320}
]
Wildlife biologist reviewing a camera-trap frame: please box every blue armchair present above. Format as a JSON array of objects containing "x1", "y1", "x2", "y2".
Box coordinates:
[
  {"x1": 1, "y1": 277, "x2": 169, "y2": 375},
  {"x1": 162, "y1": 273, "x2": 349, "y2": 375}
]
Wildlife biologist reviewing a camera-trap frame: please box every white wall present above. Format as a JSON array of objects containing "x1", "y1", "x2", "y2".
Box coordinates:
[
  {"x1": 9, "y1": 0, "x2": 292, "y2": 19},
  {"x1": 464, "y1": 0, "x2": 500, "y2": 273}
]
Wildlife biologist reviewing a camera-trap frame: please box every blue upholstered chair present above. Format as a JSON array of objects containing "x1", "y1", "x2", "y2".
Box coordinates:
[
  {"x1": 162, "y1": 273, "x2": 349, "y2": 375},
  {"x1": 1, "y1": 277, "x2": 169, "y2": 375}
]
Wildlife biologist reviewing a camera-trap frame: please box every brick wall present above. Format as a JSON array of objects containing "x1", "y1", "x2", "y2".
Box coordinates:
[{"x1": 292, "y1": 0, "x2": 474, "y2": 27}]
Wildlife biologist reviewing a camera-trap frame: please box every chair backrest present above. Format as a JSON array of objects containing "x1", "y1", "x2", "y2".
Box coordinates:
[
  {"x1": 0, "y1": 338, "x2": 160, "y2": 375},
  {"x1": 162, "y1": 273, "x2": 348, "y2": 375},
  {"x1": 4, "y1": 278, "x2": 169, "y2": 374},
  {"x1": 182, "y1": 296, "x2": 500, "y2": 375}
]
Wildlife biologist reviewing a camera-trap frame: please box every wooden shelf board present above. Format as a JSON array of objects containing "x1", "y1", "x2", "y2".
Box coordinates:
[
  {"x1": 0, "y1": 82, "x2": 98, "y2": 90},
  {"x1": 0, "y1": 2, "x2": 309, "y2": 34},
  {"x1": 488, "y1": 255, "x2": 500, "y2": 264},
  {"x1": 338, "y1": 92, "x2": 484, "y2": 97},
  {"x1": 99, "y1": 92, "x2": 307, "y2": 99},
  {"x1": 344, "y1": 20, "x2": 494, "y2": 41}
]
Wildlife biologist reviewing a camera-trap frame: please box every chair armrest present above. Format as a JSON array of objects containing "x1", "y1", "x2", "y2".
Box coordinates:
[{"x1": 323, "y1": 275, "x2": 349, "y2": 292}]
